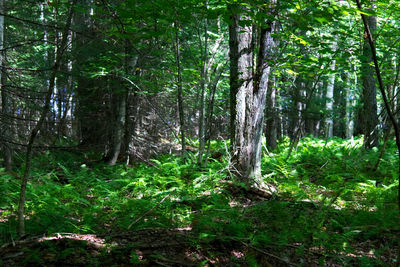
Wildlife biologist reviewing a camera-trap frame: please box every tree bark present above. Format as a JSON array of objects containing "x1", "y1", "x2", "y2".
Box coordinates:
[
  {"x1": 174, "y1": 22, "x2": 186, "y2": 158},
  {"x1": 360, "y1": 10, "x2": 379, "y2": 148},
  {"x1": 74, "y1": 0, "x2": 105, "y2": 149},
  {"x1": 333, "y1": 72, "x2": 347, "y2": 138},
  {"x1": 0, "y1": 0, "x2": 12, "y2": 171},
  {"x1": 265, "y1": 71, "x2": 277, "y2": 150},
  {"x1": 198, "y1": 3, "x2": 208, "y2": 166},
  {"x1": 229, "y1": 4, "x2": 275, "y2": 186},
  {"x1": 325, "y1": 43, "x2": 336, "y2": 138}
]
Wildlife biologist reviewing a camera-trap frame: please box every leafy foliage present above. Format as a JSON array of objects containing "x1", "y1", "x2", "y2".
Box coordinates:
[{"x1": 1, "y1": 137, "x2": 399, "y2": 265}]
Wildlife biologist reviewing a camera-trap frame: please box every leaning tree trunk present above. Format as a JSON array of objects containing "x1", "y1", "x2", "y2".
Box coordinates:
[
  {"x1": 17, "y1": 1, "x2": 75, "y2": 237},
  {"x1": 229, "y1": 4, "x2": 275, "y2": 187}
]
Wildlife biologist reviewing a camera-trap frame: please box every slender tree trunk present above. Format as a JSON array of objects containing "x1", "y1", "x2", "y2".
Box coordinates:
[
  {"x1": 198, "y1": 4, "x2": 208, "y2": 166},
  {"x1": 265, "y1": 72, "x2": 277, "y2": 149},
  {"x1": 174, "y1": 22, "x2": 186, "y2": 157},
  {"x1": 346, "y1": 67, "x2": 356, "y2": 138},
  {"x1": 333, "y1": 72, "x2": 347, "y2": 138},
  {"x1": 360, "y1": 9, "x2": 379, "y2": 148},
  {"x1": 108, "y1": 92, "x2": 126, "y2": 165},
  {"x1": 289, "y1": 76, "x2": 305, "y2": 140},
  {"x1": 17, "y1": 2, "x2": 75, "y2": 237},
  {"x1": 203, "y1": 62, "x2": 225, "y2": 167},
  {"x1": 325, "y1": 43, "x2": 337, "y2": 138},
  {"x1": 0, "y1": 0, "x2": 11, "y2": 171}
]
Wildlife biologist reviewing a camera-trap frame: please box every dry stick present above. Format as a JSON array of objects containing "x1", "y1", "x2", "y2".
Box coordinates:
[
  {"x1": 16, "y1": 0, "x2": 76, "y2": 237},
  {"x1": 241, "y1": 241, "x2": 297, "y2": 266},
  {"x1": 127, "y1": 190, "x2": 175, "y2": 230}
]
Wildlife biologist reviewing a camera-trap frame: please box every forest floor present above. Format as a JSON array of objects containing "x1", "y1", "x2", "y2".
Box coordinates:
[{"x1": 0, "y1": 137, "x2": 399, "y2": 266}]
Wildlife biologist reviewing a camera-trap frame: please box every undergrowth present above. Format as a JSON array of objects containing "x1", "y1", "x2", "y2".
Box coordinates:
[{"x1": 0, "y1": 137, "x2": 399, "y2": 265}]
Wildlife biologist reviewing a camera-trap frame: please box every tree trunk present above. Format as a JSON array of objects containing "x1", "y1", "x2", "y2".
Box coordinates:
[
  {"x1": 229, "y1": 4, "x2": 274, "y2": 187},
  {"x1": 361, "y1": 11, "x2": 379, "y2": 148},
  {"x1": 203, "y1": 62, "x2": 225, "y2": 167},
  {"x1": 74, "y1": 0, "x2": 106, "y2": 149},
  {"x1": 333, "y1": 72, "x2": 347, "y2": 138},
  {"x1": 198, "y1": 4, "x2": 208, "y2": 166},
  {"x1": 107, "y1": 91, "x2": 127, "y2": 165},
  {"x1": 325, "y1": 44, "x2": 336, "y2": 138},
  {"x1": 265, "y1": 73, "x2": 277, "y2": 149},
  {"x1": 346, "y1": 67, "x2": 356, "y2": 138},
  {"x1": 289, "y1": 76, "x2": 305, "y2": 140},
  {"x1": 17, "y1": 1, "x2": 75, "y2": 237},
  {"x1": 174, "y1": 22, "x2": 186, "y2": 158},
  {"x1": 107, "y1": 42, "x2": 136, "y2": 165},
  {"x1": 0, "y1": 0, "x2": 12, "y2": 171}
]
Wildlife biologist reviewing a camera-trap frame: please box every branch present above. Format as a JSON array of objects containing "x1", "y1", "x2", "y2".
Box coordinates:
[{"x1": 128, "y1": 190, "x2": 175, "y2": 229}]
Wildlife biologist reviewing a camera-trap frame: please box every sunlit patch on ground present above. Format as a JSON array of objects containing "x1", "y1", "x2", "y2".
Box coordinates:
[
  {"x1": 0, "y1": 209, "x2": 11, "y2": 222},
  {"x1": 38, "y1": 233, "x2": 105, "y2": 249}
]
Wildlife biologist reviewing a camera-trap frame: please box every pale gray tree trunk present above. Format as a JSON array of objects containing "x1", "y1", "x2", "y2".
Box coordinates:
[
  {"x1": 346, "y1": 65, "x2": 357, "y2": 138},
  {"x1": 229, "y1": 5, "x2": 275, "y2": 187},
  {"x1": 325, "y1": 44, "x2": 337, "y2": 138}
]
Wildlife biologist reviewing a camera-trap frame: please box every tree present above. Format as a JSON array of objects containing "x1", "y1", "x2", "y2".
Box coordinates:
[
  {"x1": 325, "y1": 42, "x2": 336, "y2": 138},
  {"x1": 0, "y1": 0, "x2": 11, "y2": 171},
  {"x1": 360, "y1": 5, "x2": 379, "y2": 149},
  {"x1": 229, "y1": 2, "x2": 275, "y2": 188}
]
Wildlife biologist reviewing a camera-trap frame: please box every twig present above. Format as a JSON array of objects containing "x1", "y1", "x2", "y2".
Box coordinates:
[
  {"x1": 128, "y1": 190, "x2": 176, "y2": 229},
  {"x1": 241, "y1": 241, "x2": 296, "y2": 266}
]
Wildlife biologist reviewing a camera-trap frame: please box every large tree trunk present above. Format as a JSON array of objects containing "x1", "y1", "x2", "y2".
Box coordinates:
[
  {"x1": 229, "y1": 5, "x2": 274, "y2": 187},
  {"x1": 361, "y1": 12, "x2": 379, "y2": 148},
  {"x1": 74, "y1": 0, "x2": 106, "y2": 149}
]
